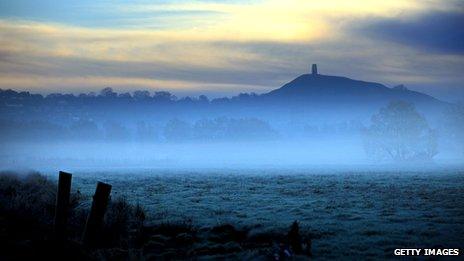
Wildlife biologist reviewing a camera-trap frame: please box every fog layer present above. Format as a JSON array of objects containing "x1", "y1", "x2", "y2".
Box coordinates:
[{"x1": 1, "y1": 79, "x2": 463, "y2": 171}]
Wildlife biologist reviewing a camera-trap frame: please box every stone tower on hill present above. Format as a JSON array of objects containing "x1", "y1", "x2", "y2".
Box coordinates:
[{"x1": 311, "y1": 64, "x2": 318, "y2": 75}]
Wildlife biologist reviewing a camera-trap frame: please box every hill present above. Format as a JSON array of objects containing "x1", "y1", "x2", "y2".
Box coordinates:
[{"x1": 262, "y1": 65, "x2": 444, "y2": 110}]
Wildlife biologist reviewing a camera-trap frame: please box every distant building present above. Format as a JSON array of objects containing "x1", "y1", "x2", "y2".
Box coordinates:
[{"x1": 312, "y1": 64, "x2": 318, "y2": 75}]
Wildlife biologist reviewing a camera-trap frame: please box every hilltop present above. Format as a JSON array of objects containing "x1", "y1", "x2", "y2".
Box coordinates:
[{"x1": 262, "y1": 64, "x2": 444, "y2": 110}]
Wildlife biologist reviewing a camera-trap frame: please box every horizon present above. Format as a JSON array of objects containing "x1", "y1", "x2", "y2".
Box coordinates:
[
  {"x1": 1, "y1": 1, "x2": 463, "y2": 102},
  {"x1": 0, "y1": 65, "x2": 451, "y2": 102}
]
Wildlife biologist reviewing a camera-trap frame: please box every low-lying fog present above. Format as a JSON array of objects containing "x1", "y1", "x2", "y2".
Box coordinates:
[
  {"x1": 1, "y1": 88, "x2": 463, "y2": 172},
  {"x1": 2, "y1": 137, "x2": 463, "y2": 172}
]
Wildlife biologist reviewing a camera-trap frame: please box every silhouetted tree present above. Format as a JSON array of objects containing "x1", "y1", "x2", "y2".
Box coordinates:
[
  {"x1": 103, "y1": 122, "x2": 130, "y2": 141},
  {"x1": 198, "y1": 95, "x2": 209, "y2": 104},
  {"x1": 136, "y1": 121, "x2": 158, "y2": 142},
  {"x1": 193, "y1": 119, "x2": 219, "y2": 141},
  {"x1": 163, "y1": 119, "x2": 191, "y2": 141},
  {"x1": 118, "y1": 92, "x2": 132, "y2": 99},
  {"x1": 133, "y1": 90, "x2": 150, "y2": 101},
  {"x1": 211, "y1": 97, "x2": 230, "y2": 104},
  {"x1": 231, "y1": 92, "x2": 258, "y2": 102},
  {"x1": 442, "y1": 103, "x2": 464, "y2": 155},
  {"x1": 192, "y1": 117, "x2": 276, "y2": 141},
  {"x1": 153, "y1": 91, "x2": 176, "y2": 102},
  {"x1": 99, "y1": 87, "x2": 117, "y2": 98},
  {"x1": 69, "y1": 119, "x2": 102, "y2": 140},
  {"x1": 226, "y1": 118, "x2": 276, "y2": 140},
  {"x1": 363, "y1": 101, "x2": 437, "y2": 162}
]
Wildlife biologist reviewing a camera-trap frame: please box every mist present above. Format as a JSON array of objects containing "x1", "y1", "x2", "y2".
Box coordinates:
[{"x1": 1, "y1": 81, "x2": 463, "y2": 172}]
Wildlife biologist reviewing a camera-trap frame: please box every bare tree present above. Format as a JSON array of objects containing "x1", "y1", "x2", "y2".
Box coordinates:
[{"x1": 363, "y1": 101, "x2": 437, "y2": 162}]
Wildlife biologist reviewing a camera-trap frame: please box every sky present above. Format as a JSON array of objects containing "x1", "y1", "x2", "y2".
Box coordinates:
[{"x1": 0, "y1": 0, "x2": 463, "y2": 101}]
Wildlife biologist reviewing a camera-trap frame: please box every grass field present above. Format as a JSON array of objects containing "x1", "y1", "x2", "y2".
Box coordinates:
[{"x1": 50, "y1": 168, "x2": 464, "y2": 259}]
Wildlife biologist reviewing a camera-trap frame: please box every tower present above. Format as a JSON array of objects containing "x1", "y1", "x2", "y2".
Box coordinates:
[{"x1": 311, "y1": 64, "x2": 318, "y2": 75}]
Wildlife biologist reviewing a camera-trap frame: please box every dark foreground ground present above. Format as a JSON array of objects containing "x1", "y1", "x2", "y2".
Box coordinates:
[{"x1": 1, "y1": 169, "x2": 463, "y2": 259}]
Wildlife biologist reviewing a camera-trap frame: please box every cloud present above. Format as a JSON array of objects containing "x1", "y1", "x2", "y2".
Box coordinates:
[
  {"x1": 360, "y1": 11, "x2": 464, "y2": 54},
  {"x1": 0, "y1": 1, "x2": 463, "y2": 101}
]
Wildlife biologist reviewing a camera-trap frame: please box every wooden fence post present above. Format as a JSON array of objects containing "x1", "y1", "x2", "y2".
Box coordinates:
[
  {"x1": 54, "y1": 171, "x2": 72, "y2": 240},
  {"x1": 83, "y1": 181, "x2": 112, "y2": 247}
]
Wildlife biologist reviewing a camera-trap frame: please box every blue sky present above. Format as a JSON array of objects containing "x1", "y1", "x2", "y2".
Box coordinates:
[{"x1": 0, "y1": 0, "x2": 463, "y2": 101}]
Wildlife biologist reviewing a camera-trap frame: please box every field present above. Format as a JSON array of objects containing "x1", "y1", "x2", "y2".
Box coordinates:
[{"x1": 45, "y1": 168, "x2": 464, "y2": 259}]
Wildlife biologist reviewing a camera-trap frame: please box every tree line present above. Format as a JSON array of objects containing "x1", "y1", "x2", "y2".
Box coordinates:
[
  {"x1": 1, "y1": 88, "x2": 463, "y2": 163},
  {"x1": 0, "y1": 117, "x2": 276, "y2": 143}
]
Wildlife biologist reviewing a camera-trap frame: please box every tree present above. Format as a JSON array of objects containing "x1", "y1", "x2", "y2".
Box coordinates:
[
  {"x1": 133, "y1": 90, "x2": 151, "y2": 101},
  {"x1": 136, "y1": 121, "x2": 158, "y2": 142},
  {"x1": 99, "y1": 87, "x2": 117, "y2": 98},
  {"x1": 198, "y1": 95, "x2": 209, "y2": 104},
  {"x1": 103, "y1": 121, "x2": 130, "y2": 141},
  {"x1": 192, "y1": 117, "x2": 277, "y2": 141},
  {"x1": 363, "y1": 101, "x2": 437, "y2": 162},
  {"x1": 153, "y1": 91, "x2": 176, "y2": 102},
  {"x1": 442, "y1": 103, "x2": 464, "y2": 155},
  {"x1": 69, "y1": 119, "x2": 102, "y2": 140},
  {"x1": 163, "y1": 119, "x2": 191, "y2": 141}
]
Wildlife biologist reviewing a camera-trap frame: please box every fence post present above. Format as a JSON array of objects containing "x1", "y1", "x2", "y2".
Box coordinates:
[
  {"x1": 83, "y1": 181, "x2": 112, "y2": 247},
  {"x1": 54, "y1": 171, "x2": 72, "y2": 240}
]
